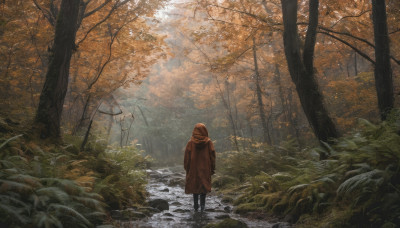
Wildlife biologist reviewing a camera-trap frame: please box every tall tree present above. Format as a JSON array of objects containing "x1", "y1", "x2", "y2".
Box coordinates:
[
  {"x1": 281, "y1": 0, "x2": 339, "y2": 143},
  {"x1": 252, "y1": 37, "x2": 270, "y2": 144},
  {"x1": 34, "y1": 0, "x2": 80, "y2": 139},
  {"x1": 371, "y1": 0, "x2": 394, "y2": 120}
]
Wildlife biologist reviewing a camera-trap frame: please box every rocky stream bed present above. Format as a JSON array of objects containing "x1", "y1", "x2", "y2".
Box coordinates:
[{"x1": 112, "y1": 167, "x2": 291, "y2": 228}]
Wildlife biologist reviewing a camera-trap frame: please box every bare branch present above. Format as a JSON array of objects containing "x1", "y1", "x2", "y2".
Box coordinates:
[
  {"x1": 49, "y1": 0, "x2": 58, "y2": 19},
  {"x1": 205, "y1": 3, "x2": 276, "y2": 27},
  {"x1": 318, "y1": 31, "x2": 376, "y2": 65},
  {"x1": 98, "y1": 109, "x2": 123, "y2": 115},
  {"x1": 318, "y1": 26, "x2": 400, "y2": 65},
  {"x1": 76, "y1": 0, "x2": 136, "y2": 46},
  {"x1": 319, "y1": 26, "x2": 375, "y2": 47},
  {"x1": 207, "y1": 17, "x2": 258, "y2": 29},
  {"x1": 83, "y1": 0, "x2": 112, "y2": 18},
  {"x1": 32, "y1": 0, "x2": 55, "y2": 26},
  {"x1": 86, "y1": 15, "x2": 139, "y2": 90},
  {"x1": 330, "y1": 10, "x2": 371, "y2": 28},
  {"x1": 389, "y1": 28, "x2": 400, "y2": 35}
]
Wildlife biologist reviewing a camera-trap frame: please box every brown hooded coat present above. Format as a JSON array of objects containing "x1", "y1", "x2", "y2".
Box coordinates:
[{"x1": 184, "y1": 123, "x2": 216, "y2": 194}]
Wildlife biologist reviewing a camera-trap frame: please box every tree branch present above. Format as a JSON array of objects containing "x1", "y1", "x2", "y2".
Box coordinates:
[
  {"x1": 318, "y1": 31, "x2": 376, "y2": 65},
  {"x1": 86, "y1": 15, "x2": 138, "y2": 90},
  {"x1": 83, "y1": 0, "x2": 112, "y2": 18},
  {"x1": 32, "y1": 0, "x2": 55, "y2": 26},
  {"x1": 76, "y1": 0, "x2": 135, "y2": 46},
  {"x1": 98, "y1": 109, "x2": 123, "y2": 115},
  {"x1": 318, "y1": 26, "x2": 400, "y2": 65},
  {"x1": 303, "y1": 0, "x2": 319, "y2": 74},
  {"x1": 389, "y1": 28, "x2": 400, "y2": 35},
  {"x1": 205, "y1": 3, "x2": 276, "y2": 27},
  {"x1": 330, "y1": 10, "x2": 371, "y2": 28}
]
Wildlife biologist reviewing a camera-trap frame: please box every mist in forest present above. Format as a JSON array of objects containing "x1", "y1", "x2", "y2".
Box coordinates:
[{"x1": 104, "y1": 0, "x2": 388, "y2": 165}]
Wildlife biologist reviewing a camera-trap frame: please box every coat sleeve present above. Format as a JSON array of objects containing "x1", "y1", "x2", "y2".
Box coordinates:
[
  {"x1": 209, "y1": 141, "x2": 216, "y2": 174},
  {"x1": 184, "y1": 141, "x2": 191, "y2": 172}
]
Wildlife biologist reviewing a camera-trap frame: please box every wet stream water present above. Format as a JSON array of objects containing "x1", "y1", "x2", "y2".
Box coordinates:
[{"x1": 117, "y1": 166, "x2": 281, "y2": 228}]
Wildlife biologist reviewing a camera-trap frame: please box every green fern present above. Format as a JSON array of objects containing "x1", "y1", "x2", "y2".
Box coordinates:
[
  {"x1": 48, "y1": 203, "x2": 92, "y2": 227},
  {"x1": 72, "y1": 195, "x2": 106, "y2": 211},
  {"x1": 0, "y1": 134, "x2": 23, "y2": 151},
  {"x1": 33, "y1": 211, "x2": 63, "y2": 228},
  {"x1": 36, "y1": 187, "x2": 69, "y2": 203},
  {"x1": 0, "y1": 203, "x2": 29, "y2": 224},
  {"x1": 0, "y1": 179, "x2": 33, "y2": 193},
  {"x1": 337, "y1": 169, "x2": 386, "y2": 198}
]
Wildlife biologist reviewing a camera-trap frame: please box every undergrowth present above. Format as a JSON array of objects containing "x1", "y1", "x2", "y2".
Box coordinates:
[
  {"x1": 0, "y1": 118, "x2": 151, "y2": 227},
  {"x1": 215, "y1": 111, "x2": 400, "y2": 227}
]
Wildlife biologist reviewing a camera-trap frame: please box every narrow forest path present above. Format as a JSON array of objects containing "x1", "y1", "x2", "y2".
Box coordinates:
[{"x1": 115, "y1": 166, "x2": 288, "y2": 228}]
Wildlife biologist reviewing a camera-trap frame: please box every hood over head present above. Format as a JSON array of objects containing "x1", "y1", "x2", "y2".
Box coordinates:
[{"x1": 191, "y1": 123, "x2": 210, "y2": 146}]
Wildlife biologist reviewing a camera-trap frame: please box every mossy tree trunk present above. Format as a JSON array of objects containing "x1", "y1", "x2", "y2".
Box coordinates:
[
  {"x1": 281, "y1": 0, "x2": 339, "y2": 144},
  {"x1": 34, "y1": 0, "x2": 80, "y2": 139},
  {"x1": 371, "y1": 0, "x2": 394, "y2": 120}
]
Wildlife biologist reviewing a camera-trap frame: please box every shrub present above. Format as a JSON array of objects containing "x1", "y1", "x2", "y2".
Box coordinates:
[
  {"x1": 0, "y1": 137, "x2": 106, "y2": 227},
  {"x1": 216, "y1": 111, "x2": 400, "y2": 227}
]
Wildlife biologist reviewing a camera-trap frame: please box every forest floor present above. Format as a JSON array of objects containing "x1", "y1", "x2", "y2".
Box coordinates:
[{"x1": 115, "y1": 166, "x2": 288, "y2": 228}]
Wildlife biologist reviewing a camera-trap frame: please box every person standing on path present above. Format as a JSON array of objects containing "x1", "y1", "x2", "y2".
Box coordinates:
[{"x1": 184, "y1": 123, "x2": 216, "y2": 212}]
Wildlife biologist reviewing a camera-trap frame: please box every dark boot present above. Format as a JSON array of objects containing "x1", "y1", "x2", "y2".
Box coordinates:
[
  {"x1": 200, "y1": 194, "x2": 206, "y2": 211},
  {"x1": 193, "y1": 194, "x2": 199, "y2": 211}
]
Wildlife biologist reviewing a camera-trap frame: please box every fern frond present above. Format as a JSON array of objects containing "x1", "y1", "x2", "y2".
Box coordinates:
[
  {"x1": 0, "y1": 134, "x2": 23, "y2": 151},
  {"x1": 311, "y1": 176, "x2": 335, "y2": 185},
  {"x1": 357, "y1": 118, "x2": 378, "y2": 130},
  {"x1": 0, "y1": 203, "x2": 28, "y2": 224},
  {"x1": 2, "y1": 168, "x2": 18, "y2": 175},
  {"x1": 0, "y1": 159, "x2": 16, "y2": 169},
  {"x1": 7, "y1": 155, "x2": 28, "y2": 163},
  {"x1": 344, "y1": 163, "x2": 371, "y2": 178},
  {"x1": 48, "y1": 203, "x2": 91, "y2": 226},
  {"x1": 86, "y1": 211, "x2": 107, "y2": 220},
  {"x1": 337, "y1": 169, "x2": 385, "y2": 197},
  {"x1": 36, "y1": 187, "x2": 69, "y2": 203},
  {"x1": 320, "y1": 141, "x2": 336, "y2": 155},
  {"x1": 272, "y1": 172, "x2": 292, "y2": 182},
  {"x1": 337, "y1": 138, "x2": 359, "y2": 151},
  {"x1": 69, "y1": 160, "x2": 88, "y2": 166},
  {"x1": 33, "y1": 211, "x2": 63, "y2": 228},
  {"x1": 0, "y1": 194, "x2": 30, "y2": 210},
  {"x1": 288, "y1": 184, "x2": 309, "y2": 195},
  {"x1": 0, "y1": 179, "x2": 33, "y2": 193},
  {"x1": 81, "y1": 191, "x2": 104, "y2": 201},
  {"x1": 40, "y1": 178, "x2": 82, "y2": 195},
  {"x1": 55, "y1": 155, "x2": 69, "y2": 163},
  {"x1": 72, "y1": 196, "x2": 105, "y2": 211},
  {"x1": 9, "y1": 174, "x2": 42, "y2": 187}
]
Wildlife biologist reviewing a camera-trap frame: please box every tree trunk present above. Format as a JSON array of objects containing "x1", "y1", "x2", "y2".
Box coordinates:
[
  {"x1": 225, "y1": 80, "x2": 240, "y2": 151},
  {"x1": 73, "y1": 94, "x2": 91, "y2": 135},
  {"x1": 106, "y1": 107, "x2": 113, "y2": 143},
  {"x1": 80, "y1": 119, "x2": 93, "y2": 151},
  {"x1": 354, "y1": 51, "x2": 358, "y2": 76},
  {"x1": 34, "y1": 0, "x2": 80, "y2": 139},
  {"x1": 215, "y1": 77, "x2": 240, "y2": 151},
  {"x1": 252, "y1": 37, "x2": 270, "y2": 144},
  {"x1": 371, "y1": 0, "x2": 394, "y2": 120},
  {"x1": 281, "y1": 0, "x2": 338, "y2": 144},
  {"x1": 286, "y1": 90, "x2": 303, "y2": 147}
]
